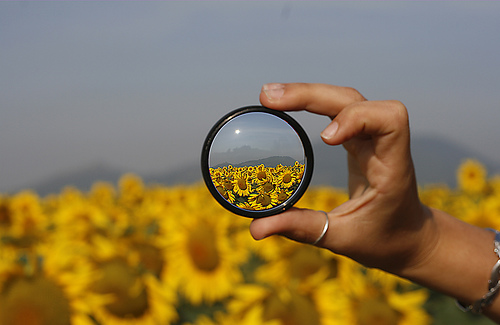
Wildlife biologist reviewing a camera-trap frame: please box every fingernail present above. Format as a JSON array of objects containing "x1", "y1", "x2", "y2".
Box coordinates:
[
  {"x1": 262, "y1": 83, "x2": 285, "y2": 102},
  {"x1": 321, "y1": 121, "x2": 339, "y2": 140}
]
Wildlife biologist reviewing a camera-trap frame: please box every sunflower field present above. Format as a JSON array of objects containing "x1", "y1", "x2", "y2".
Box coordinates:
[
  {"x1": 0, "y1": 159, "x2": 498, "y2": 325},
  {"x1": 209, "y1": 162, "x2": 305, "y2": 210}
]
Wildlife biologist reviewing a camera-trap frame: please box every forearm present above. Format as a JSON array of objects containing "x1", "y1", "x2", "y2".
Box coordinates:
[{"x1": 399, "y1": 207, "x2": 500, "y2": 321}]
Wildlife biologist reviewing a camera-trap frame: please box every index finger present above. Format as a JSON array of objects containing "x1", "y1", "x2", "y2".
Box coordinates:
[{"x1": 260, "y1": 83, "x2": 366, "y2": 118}]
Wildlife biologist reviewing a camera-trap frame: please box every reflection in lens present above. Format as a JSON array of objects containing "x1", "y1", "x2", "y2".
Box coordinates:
[
  {"x1": 208, "y1": 162, "x2": 305, "y2": 211},
  {"x1": 207, "y1": 112, "x2": 306, "y2": 211}
]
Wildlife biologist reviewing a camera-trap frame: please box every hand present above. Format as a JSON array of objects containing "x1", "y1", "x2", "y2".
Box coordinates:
[
  {"x1": 250, "y1": 83, "x2": 500, "y2": 321},
  {"x1": 250, "y1": 83, "x2": 437, "y2": 274}
]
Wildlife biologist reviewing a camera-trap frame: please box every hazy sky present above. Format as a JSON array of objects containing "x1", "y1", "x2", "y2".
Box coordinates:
[
  {"x1": 1, "y1": 1, "x2": 499, "y2": 192},
  {"x1": 209, "y1": 111, "x2": 304, "y2": 166}
]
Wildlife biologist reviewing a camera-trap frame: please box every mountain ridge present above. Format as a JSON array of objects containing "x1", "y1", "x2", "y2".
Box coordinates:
[
  {"x1": 6, "y1": 135, "x2": 500, "y2": 196},
  {"x1": 213, "y1": 156, "x2": 302, "y2": 169}
]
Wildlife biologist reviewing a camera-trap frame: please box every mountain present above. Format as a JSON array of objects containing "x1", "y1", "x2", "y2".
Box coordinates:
[
  {"x1": 213, "y1": 156, "x2": 301, "y2": 169},
  {"x1": 311, "y1": 134, "x2": 500, "y2": 188},
  {"x1": 10, "y1": 163, "x2": 127, "y2": 196},
  {"x1": 411, "y1": 135, "x2": 500, "y2": 187},
  {"x1": 7, "y1": 135, "x2": 500, "y2": 196}
]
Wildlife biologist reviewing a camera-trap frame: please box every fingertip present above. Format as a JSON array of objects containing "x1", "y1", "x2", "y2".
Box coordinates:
[
  {"x1": 249, "y1": 213, "x2": 289, "y2": 240},
  {"x1": 249, "y1": 218, "x2": 267, "y2": 240},
  {"x1": 260, "y1": 83, "x2": 287, "y2": 109},
  {"x1": 260, "y1": 82, "x2": 367, "y2": 117},
  {"x1": 320, "y1": 120, "x2": 339, "y2": 142},
  {"x1": 262, "y1": 83, "x2": 285, "y2": 100}
]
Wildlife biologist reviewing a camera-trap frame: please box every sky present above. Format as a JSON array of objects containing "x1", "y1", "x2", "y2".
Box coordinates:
[
  {"x1": 1, "y1": 1, "x2": 500, "y2": 192},
  {"x1": 209, "y1": 111, "x2": 305, "y2": 167}
]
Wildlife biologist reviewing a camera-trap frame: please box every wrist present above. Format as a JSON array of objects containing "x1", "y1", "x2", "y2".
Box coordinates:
[
  {"x1": 397, "y1": 207, "x2": 500, "y2": 318},
  {"x1": 456, "y1": 228, "x2": 500, "y2": 314},
  {"x1": 388, "y1": 205, "x2": 440, "y2": 276}
]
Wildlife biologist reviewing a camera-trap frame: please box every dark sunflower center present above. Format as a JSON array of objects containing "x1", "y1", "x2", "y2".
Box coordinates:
[
  {"x1": 223, "y1": 181, "x2": 233, "y2": 191},
  {"x1": 257, "y1": 171, "x2": 267, "y2": 180},
  {"x1": 257, "y1": 194, "x2": 271, "y2": 206},
  {"x1": 237, "y1": 179, "x2": 247, "y2": 190},
  {"x1": 187, "y1": 222, "x2": 220, "y2": 272},
  {"x1": 263, "y1": 290, "x2": 320, "y2": 325},
  {"x1": 283, "y1": 173, "x2": 292, "y2": 184},
  {"x1": 278, "y1": 192, "x2": 288, "y2": 202},
  {"x1": 91, "y1": 259, "x2": 149, "y2": 318},
  {"x1": 262, "y1": 182, "x2": 274, "y2": 193},
  {"x1": 134, "y1": 243, "x2": 164, "y2": 277},
  {"x1": 0, "y1": 275, "x2": 71, "y2": 325},
  {"x1": 0, "y1": 203, "x2": 11, "y2": 226},
  {"x1": 216, "y1": 186, "x2": 228, "y2": 199}
]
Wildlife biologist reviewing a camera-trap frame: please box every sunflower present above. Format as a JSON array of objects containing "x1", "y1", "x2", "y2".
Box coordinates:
[
  {"x1": 5, "y1": 190, "x2": 49, "y2": 247},
  {"x1": 0, "y1": 242, "x2": 99, "y2": 325},
  {"x1": 226, "y1": 164, "x2": 235, "y2": 174},
  {"x1": 236, "y1": 201, "x2": 256, "y2": 210},
  {"x1": 332, "y1": 262, "x2": 431, "y2": 325},
  {"x1": 245, "y1": 165, "x2": 256, "y2": 178},
  {"x1": 209, "y1": 168, "x2": 237, "y2": 201},
  {"x1": 209, "y1": 168, "x2": 224, "y2": 186},
  {"x1": 118, "y1": 173, "x2": 145, "y2": 208},
  {"x1": 260, "y1": 180, "x2": 276, "y2": 195},
  {"x1": 457, "y1": 159, "x2": 487, "y2": 194},
  {"x1": 275, "y1": 165, "x2": 298, "y2": 190},
  {"x1": 90, "y1": 256, "x2": 178, "y2": 325},
  {"x1": 215, "y1": 184, "x2": 236, "y2": 204},
  {"x1": 254, "y1": 164, "x2": 272, "y2": 183},
  {"x1": 255, "y1": 245, "x2": 340, "y2": 292},
  {"x1": 483, "y1": 196, "x2": 500, "y2": 229},
  {"x1": 221, "y1": 178, "x2": 235, "y2": 193},
  {"x1": 233, "y1": 170, "x2": 251, "y2": 197},
  {"x1": 126, "y1": 195, "x2": 167, "y2": 240},
  {"x1": 227, "y1": 281, "x2": 341, "y2": 325},
  {"x1": 168, "y1": 209, "x2": 244, "y2": 305},
  {"x1": 297, "y1": 186, "x2": 349, "y2": 212},
  {"x1": 187, "y1": 307, "x2": 282, "y2": 325},
  {"x1": 248, "y1": 191, "x2": 280, "y2": 210},
  {"x1": 275, "y1": 187, "x2": 294, "y2": 204},
  {"x1": 91, "y1": 232, "x2": 169, "y2": 281},
  {"x1": 52, "y1": 199, "x2": 109, "y2": 243},
  {"x1": 0, "y1": 195, "x2": 12, "y2": 237},
  {"x1": 88, "y1": 230, "x2": 177, "y2": 324},
  {"x1": 292, "y1": 161, "x2": 305, "y2": 180},
  {"x1": 418, "y1": 185, "x2": 452, "y2": 212},
  {"x1": 89, "y1": 181, "x2": 117, "y2": 209},
  {"x1": 455, "y1": 196, "x2": 500, "y2": 230},
  {"x1": 250, "y1": 234, "x2": 302, "y2": 263},
  {"x1": 488, "y1": 175, "x2": 500, "y2": 196}
]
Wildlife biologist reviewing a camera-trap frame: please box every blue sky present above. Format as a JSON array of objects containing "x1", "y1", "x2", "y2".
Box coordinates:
[
  {"x1": 1, "y1": 1, "x2": 499, "y2": 192},
  {"x1": 209, "y1": 111, "x2": 305, "y2": 166}
]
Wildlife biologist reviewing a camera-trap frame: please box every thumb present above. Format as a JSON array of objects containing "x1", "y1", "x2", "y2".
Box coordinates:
[{"x1": 249, "y1": 208, "x2": 330, "y2": 246}]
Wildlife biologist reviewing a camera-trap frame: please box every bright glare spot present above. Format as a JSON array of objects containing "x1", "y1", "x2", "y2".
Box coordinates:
[{"x1": 235, "y1": 129, "x2": 240, "y2": 134}]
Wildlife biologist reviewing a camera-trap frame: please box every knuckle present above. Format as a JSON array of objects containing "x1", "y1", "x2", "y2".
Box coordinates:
[
  {"x1": 342, "y1": 86, "x2": 366, "y2": 102},
  {"x1": 386, "y1": 100, "x2": 409, "y2": 125}
]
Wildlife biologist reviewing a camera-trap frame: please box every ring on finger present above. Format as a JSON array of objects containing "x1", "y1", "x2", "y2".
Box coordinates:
[{"x1": 312, "y1": 211, "x2": 329, "y2": 245}]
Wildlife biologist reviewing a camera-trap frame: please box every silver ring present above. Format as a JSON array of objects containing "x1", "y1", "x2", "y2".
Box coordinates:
[{"x1": 312, "y1": 211, "x2": 329, "y2": 245}]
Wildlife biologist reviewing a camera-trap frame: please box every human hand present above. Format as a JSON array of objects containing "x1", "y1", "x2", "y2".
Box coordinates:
[{"x1": 250, "y1": 83, "x2": 438, "y2": 274}]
